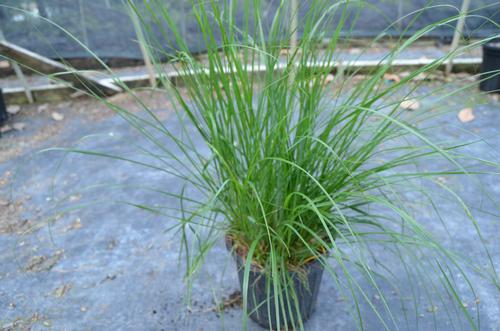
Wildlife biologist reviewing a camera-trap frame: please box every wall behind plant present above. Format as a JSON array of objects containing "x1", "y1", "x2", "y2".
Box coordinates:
[{"x1": 0, "y1": 0, "x2": 498, "y2": 60}]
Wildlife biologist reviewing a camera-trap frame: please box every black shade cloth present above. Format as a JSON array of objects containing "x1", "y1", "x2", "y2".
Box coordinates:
[{"x1": 0, "y1": 0, "x2": 498, "y2": 60}]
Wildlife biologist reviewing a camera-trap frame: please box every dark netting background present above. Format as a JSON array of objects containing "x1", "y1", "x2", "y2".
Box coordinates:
[{"x1": 0, "y1": 0, "x2": 498, "y2": 60}]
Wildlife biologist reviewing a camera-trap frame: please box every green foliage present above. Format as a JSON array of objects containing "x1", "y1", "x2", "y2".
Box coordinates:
[
  {"x1": 111, "y1": 1, "x2": 499, "y2": 329},
  {"x1": 25, "y1": 0, "x2": 499, "y2": 330}
]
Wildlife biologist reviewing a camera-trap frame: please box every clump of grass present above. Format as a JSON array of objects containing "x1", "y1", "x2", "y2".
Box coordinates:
[
  {"x1": 116, "y1": 1, "x2": 498, "y2": 329},
  {"x1": 9, "y1": 0, "x2": 498, "y2": 330}
]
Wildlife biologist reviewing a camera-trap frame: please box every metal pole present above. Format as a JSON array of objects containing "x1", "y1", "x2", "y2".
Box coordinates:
[
  {"x1": 129, "y1": 4, "x2": 156, "y2": 87},
  {"x1": 289, "y1": 0, "x2": 299, "y2": 84},
  {"x1": 445, "y1": 0, "x2": 471, "y2": 75},
  {"x1": 0, "y1": 28, "x2": 34, "y2": 103},
  {"x1": 78, "y1": 0, "x2": 90, "y2": 47},
  {"x1": 397, "y1": 0, "x2": 403, "y2": 31},
  {"x1": 290, "y1": 0, "x2": 299, "y2": 51}
]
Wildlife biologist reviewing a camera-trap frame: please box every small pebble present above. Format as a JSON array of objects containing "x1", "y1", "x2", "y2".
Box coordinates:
[
  {"x1": 12, "y1": 122, "x2": 27, "y2": 131},
  {"x1": 38, "y1": 104, "x2": 48, "y2": 112},
  {"x1": 427, "y1": 305, "x2": 438, "y2": 313},
  {"x1": 7, "y1": 105, "x2": 21, "y2": 115},
  {"x1": 51, "y1": 112, "x2": 64, "y2": 121},
  {"x1": 401, "y1": 99, "x2": 421, "y2": 111}
]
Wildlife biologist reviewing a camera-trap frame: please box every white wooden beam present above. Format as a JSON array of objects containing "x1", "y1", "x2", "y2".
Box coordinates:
[
  {"x1": 0, "y1": 40, "x2": 121, "y2": 96},
  {"x1": 3, "y1": 56, "x2": 482, "y2": 105}
]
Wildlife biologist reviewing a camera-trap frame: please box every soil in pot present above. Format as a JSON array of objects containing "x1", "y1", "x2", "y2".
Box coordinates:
[{"x1": 227, "y1": 237, "x2": 325, "y2": 329}]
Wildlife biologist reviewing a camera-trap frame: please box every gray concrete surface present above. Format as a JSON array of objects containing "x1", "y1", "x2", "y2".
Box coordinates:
[{"x1": 0, "y1": 81, "x2": 498, "y2": 330}]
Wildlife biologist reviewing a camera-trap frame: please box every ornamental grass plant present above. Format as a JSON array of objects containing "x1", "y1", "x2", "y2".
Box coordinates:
[
  {"x1": 115, "y1": 1, "x2": 499, "y2": 328},
  {"x1": 5, "y1": 0, "x2": 499, "y2": 330}
]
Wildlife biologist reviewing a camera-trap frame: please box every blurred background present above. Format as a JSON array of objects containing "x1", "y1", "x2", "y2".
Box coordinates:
[{"x1": 0, "y1": 0, "x2": 498, "y2": 61}]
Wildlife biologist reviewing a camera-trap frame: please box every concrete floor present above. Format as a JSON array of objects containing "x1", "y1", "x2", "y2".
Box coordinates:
[{"x1": 0, "y1": 81, "x2": 499, "y2": 330}]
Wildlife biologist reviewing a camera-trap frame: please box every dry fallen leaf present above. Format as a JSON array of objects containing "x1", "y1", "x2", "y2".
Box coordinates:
[
  {"x1": 25, "y1": 250, "x2": 64, "y2": 272},
  {"x1": 64, "y1": 218, "x2": 82, "y2": 232},
  {"x1": 7, "y1": 105, "x2": 21, "y2": 115},
  {"x1": 400, "y1": 99, "x2": 421, "y2": 111},
  {"x1": 12, "y1": 122, "x2": 27, "y2": 131},
  {"x1": 106, "y1": 93, "x2": 128, "y2": 104},
  {"x1": 437, "y1": 176, "x2": 447, "y2": 184},
  {"x1": 51, "y1": 112, "x2": 64, "y2": 121},
  {"x1": 37, "y1": 104, "x2": 48, "y2": 113},
  {"x1": 413, "y1": 73, "x2": 427, "y2": 81},
  {"x1": 57, "y1": 101, "x2": 72, "y2": 109},
  {"x1": 427, "y1": 305, "x2": 438, "y2": 313},
  {"x1": 0, "y1": 125, "x2": 13, "y2": 134},
  {"x1": 52, "y1": 283, "x2": 72, "y2": 298},
  {"x1": 70, "y1": 91, "x2": 86, "y2": 98},
  {"x1": 325, "y1": 74, "x2": 335, "y2": 84},
  {"x1": 384, "y1": 73, "x2": 401, "y2": 83},
  {"x1": 69, "y1": 194, "x2": 82, "y2": 202},
  {"x1": 399, "y1": 71, "x2": 411, "y2": 78},
  {"x1": 458, "y1": 108, "x2": 475, "y2": 123}
]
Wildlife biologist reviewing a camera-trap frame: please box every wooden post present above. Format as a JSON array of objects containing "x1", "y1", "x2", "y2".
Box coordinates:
[
  {"x1": 0, "y1": 40, "x2": 121, "y2": 96},
  {"x1": 128, "y1": 4, "x2": 156, "y2": 88},
  {"x1": 445, "y1": 0, "x2": 471, "y2": 75},
  {"x1": 0, "y1": 28, "x2": 34, "y2": 103}
]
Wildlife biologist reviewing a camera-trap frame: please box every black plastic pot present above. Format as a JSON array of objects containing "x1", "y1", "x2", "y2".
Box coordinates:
[
  {"x1": 227, "y1": 239, "x2": 325, "y2": 329},
  {"x1": 479, "y1": 40, "x2": 500, "y2": 93},
  {"x1": 0, "y1": 88, "x2": 7, "y2": 125}
]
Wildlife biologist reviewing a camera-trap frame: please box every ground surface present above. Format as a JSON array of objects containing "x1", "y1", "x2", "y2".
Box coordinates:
[{"x1": 0, "y1": 78, "x2": 499, "y2": 330}]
